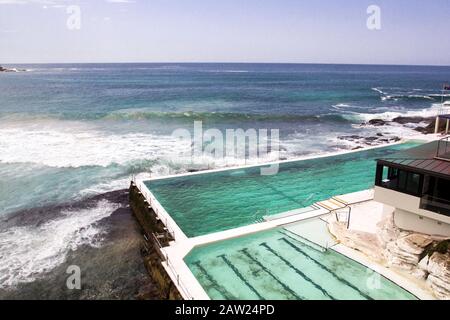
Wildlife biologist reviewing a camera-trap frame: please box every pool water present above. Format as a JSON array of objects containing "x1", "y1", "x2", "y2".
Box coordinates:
[
  {"x1": 146, "y1": 142, "x2": 420, "y2": 237},
  {"x1": 184, "y1": 226, "x2": 417, "y2": 300}
]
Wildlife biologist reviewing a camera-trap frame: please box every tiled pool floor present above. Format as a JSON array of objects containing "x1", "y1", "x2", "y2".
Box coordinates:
[{"x1": 184, "y1": 224, "x2": 417, "y2": 300}]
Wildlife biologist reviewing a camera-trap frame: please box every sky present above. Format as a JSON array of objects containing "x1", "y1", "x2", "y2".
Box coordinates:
[{"x1": 0, "y1": 0, "x2": 449, "y2": 65}]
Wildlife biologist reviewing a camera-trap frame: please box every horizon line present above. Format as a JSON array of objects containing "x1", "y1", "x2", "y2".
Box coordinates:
[{"x1": 2, "y1": 61, "x2": 450, "y2": 68}]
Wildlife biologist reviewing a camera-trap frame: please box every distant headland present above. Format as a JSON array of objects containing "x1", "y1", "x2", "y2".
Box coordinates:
[{"x1": 0, "y1": 65, "x2": 27, "y2": 72}]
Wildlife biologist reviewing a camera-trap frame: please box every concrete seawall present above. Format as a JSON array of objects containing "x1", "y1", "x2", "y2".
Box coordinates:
[{"x1": 129, "y1": 182, "x2": 182, "y2": 300}]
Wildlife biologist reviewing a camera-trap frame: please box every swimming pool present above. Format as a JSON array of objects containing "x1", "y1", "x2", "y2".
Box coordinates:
[
  {"x1": 184, "y1": 224, "x2": 417, "y2": 300},
  {"x1": 145, "y1": 142, "x2": 420, "y2": 237}
]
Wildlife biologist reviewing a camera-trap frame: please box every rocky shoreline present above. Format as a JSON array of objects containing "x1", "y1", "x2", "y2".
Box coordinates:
[
  {"x1": 365, "y1": 116, "x2": 446, "y2": 134},
  {"x1": 338, "y1": 116, "x2": 446, "y2": 150},
  {"x1": 0, "y1": 189, "x2": 159, "y2": 300},
  {"x1": 378, "y1": 215, "x2": 450, "y2": 300},
  {"x1": 329, "y1": 212, "x2": 450, "y2": 300}
]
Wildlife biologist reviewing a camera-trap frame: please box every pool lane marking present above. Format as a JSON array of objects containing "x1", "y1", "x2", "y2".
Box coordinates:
[
  {"x1": 279, "y1": 237, "x2": 374, "y2": 300},
  {"x1": 192, "y1": 261, "x2": 235, "y2": 300},
  {"x1": 217, "y1": 254, "x2": 265, "y2": 300},
  {"x1": 239, "y1": 249, "x2": 304, "y2": 300},
  {"x1": 259, "y1": 242, "x2": 337, "y2": 300}
]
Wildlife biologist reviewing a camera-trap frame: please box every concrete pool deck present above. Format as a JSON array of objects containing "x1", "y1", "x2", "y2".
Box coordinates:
[{"x1": 133, "y1": 136, "x2": 440, "y2": 300}]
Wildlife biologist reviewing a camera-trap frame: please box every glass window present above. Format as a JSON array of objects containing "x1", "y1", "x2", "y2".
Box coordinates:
[
  {"x1": 398, "y1": 170, "x2": 408, "y2": 190},
  {"x1": 388, "y1": 167, "x2": 399, "y2": 180},
  {"x1": 406, "y1": 173, "x2": 421, "y2": 195},
  {"x1": 436, "y1": 178, "x2": 450, "y2": 201},
  {"x1": 378, "y1": 165, "x2": 423, "y2": 196},
  {"x1": 386, "y1": 167, "x2": 399, "y2": 189},
  {"x1": 382, "y1": 166, "x2": 388, "y2": 181}
]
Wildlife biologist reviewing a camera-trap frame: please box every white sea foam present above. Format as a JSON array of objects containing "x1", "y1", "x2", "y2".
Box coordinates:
[
  {"x1": 331, "y1": 103, "x2": 351, "y2": 109},
  {"x1": 0, "y1": 119, "x2": 287, "y2": 174},
  {"x1": 429, "y1": 93, "x2": 450, "y2": 97},
  {"x1": 78, "y1": 178, "x2": 132, "y2": 197},
  {"x1": 344, "y1": 104, "x2": 442, "y2": 122},
  {"x1": 371, "y1": 87, "x2": 385, "y2": 95},
  {"x1": 371, "y1": 87, "x2": 445, "y2": 101},
  {"x1": 0, "y1": 200, "x2": 118, "y2": 288},
  {"x1": 381, "y1": 94, "x2": 434, "y2": 101},
  {"x1": 0, "y1": 123, "x2": 192, "y2": 168},
  {"x1": 331, "y1": 103, "x2": 369, "y2": 111}
]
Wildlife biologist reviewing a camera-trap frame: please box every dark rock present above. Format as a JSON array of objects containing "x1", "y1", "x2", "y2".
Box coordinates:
[
  {"x1": 338, "y1": 135, "x2": 363, "y2": 141},
  {"x1": 392, "y1": 116, "x2": 430, "y2": 125},
  {"x1": 0, "y1": 66, "x2": 15, "y2": 72},
  {"x1": 0, "y1": 66, "x2": 25, "y2": 72},
  {"x1": 415, "y1": 118, "x2": 448, "y2": 134},
  {"x1": 364, "y1": 137, "x2": 378, "y2": 142},
  {"x1": 376, "y1": 133, "x2": 384, "y2": 137},
  {"x1": 367, "y1": 119, "x2": 387, "y2": 126},
  {"x1": 0, "y1": 189, "x2": 160, "y2": 300}
]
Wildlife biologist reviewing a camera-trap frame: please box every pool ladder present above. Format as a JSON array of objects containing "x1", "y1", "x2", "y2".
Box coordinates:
[
  {"x1": 254, "y1": 209, "x2": 267, "y2": 223},
  {"x1": 331, "y1": 198, "x2": 352, "y2": 230},
  {"x1": 253, "y1": 205, "x2": 292, "y2": 223}
]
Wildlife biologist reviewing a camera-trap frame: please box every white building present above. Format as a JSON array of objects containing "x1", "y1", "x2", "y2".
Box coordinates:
[{"x1": 374, "y1": 138, "x2": 450, "y2": 237}]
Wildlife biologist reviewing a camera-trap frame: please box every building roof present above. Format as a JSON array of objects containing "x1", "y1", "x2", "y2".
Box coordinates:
[{"x1": 378, "y1": 141, "x2": 450, "y2": 178}]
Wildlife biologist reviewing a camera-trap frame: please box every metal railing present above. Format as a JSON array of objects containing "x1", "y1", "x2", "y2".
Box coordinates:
[
  {"x1": 330, "y1": 197, "x2": 352, "y2": 229},
  {"x1": 436, "y1": 136, "x2": 450, "y2": 160},
  {"x1": 335, "y1": 206, "x2": 352, "y2": 229},
  {"x1": 165, "y1": 253, "x2": 194, "y2": 300},
  {"x1": 438, "y1": 106, "x2": 450, "y2": 116},
  {"x1": 134, "y1": 178, "x2": 177, "y2": 241},
  {"x1": 148, "y1": 229, "x2": 194, "y2": 300},
  {"x1": 254, "y1": 209, "x2": 267, "y2": 222},
  {"x1": 152, "y1": 232, "x2": 166, "y2": 259},
  {"x1": 255, "y1": 205, "x2": 297, "y2": 222}
]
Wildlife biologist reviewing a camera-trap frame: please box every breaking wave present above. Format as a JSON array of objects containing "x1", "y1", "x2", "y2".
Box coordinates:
[
  {"x1": 0, "y1": 110, "x2": 353, "y2": 124},
  {"x1": 344, "y1": 103, "x2": 441, "y2": 122},
  {"x1": 372, "y1": 87, "x2": 447, "y2": 102},
  {"x1": 0, "y1": 200, "x2": 118, "y2": 288}
]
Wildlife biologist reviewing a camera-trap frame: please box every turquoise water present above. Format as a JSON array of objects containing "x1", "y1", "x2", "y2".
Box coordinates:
[
  {"x1": 146, "y1": 142, "x2": 420, "y2": 237},
  {"x1": 185, "y1": 226, "x2": 417, "y2": 300}
]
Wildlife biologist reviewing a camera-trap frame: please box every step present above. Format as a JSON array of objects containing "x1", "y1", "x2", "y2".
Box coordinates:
[{"x1": 316, "y1": 199, "x2": 346, "y2": 211}]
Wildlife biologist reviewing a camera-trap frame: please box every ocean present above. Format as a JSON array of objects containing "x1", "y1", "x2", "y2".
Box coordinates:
[{"x1": 0, "y1": 63, "x2": 449, "y2": 298}]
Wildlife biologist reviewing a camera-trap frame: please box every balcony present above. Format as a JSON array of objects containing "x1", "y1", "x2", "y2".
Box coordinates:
[{"x1": 420, "y1": 194, "x2": 450, "y2": 217}]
